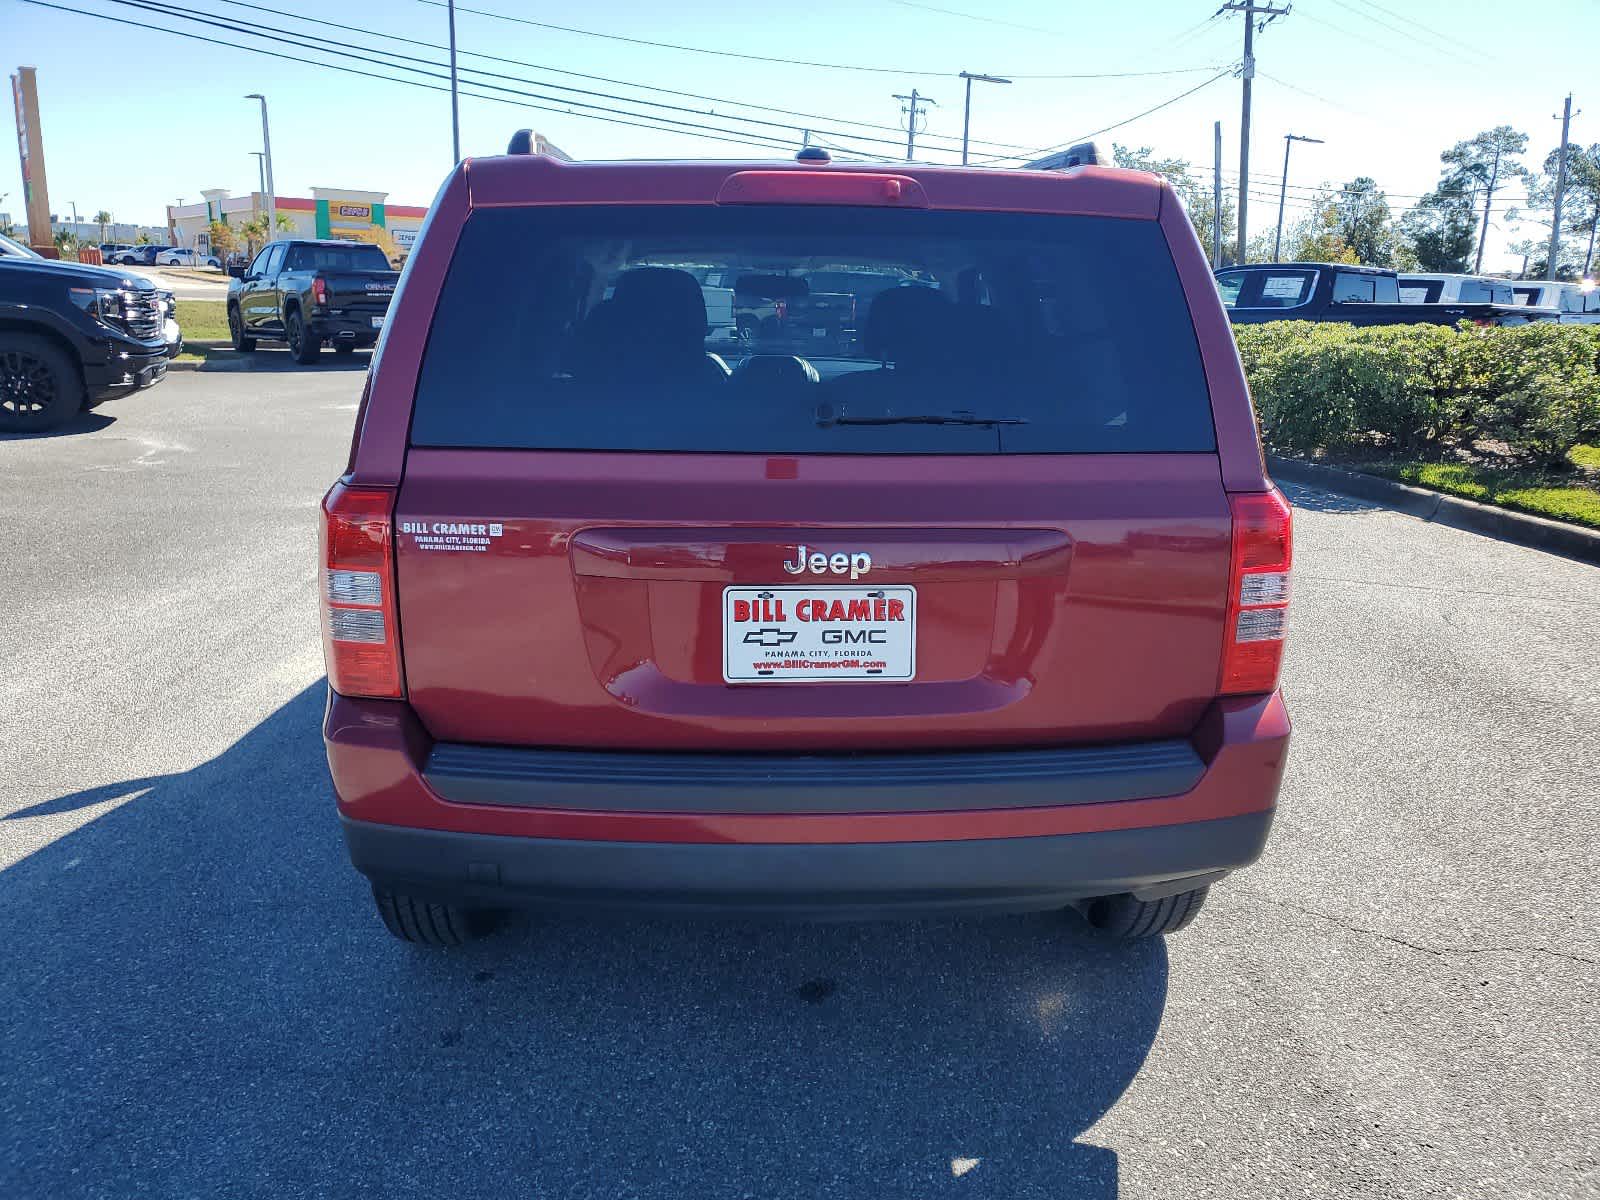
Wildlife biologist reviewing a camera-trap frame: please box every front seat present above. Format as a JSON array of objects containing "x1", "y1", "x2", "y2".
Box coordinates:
[
  {"x1": 580, "y1": 266, "x2": 728, "y2": 385},
  {"x1": 862, "y1": 285, "x2": 958, "y2": 375}
]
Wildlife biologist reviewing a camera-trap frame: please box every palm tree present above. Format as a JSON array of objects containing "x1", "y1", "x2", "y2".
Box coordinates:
[
  {"x1": 93, "y1": 209, "x2": 113, "y2": 244},
  {"x1": 53, "y1": 229, "x2": 79, "y2": 254},
  {"x1": 239, "y1": 215, "x2": 268, "y2": 256},
  {"x1": 274, "y1": 212, "x2": 295, "y2": 235}
]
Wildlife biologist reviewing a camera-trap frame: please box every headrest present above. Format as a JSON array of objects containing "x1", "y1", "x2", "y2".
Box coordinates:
[
  {"x1": 610, "y1": 267, "x2": 709, "y2": 342},
  {"x1": 862, "y1": 285, "x2": 953, "y2": 364}
]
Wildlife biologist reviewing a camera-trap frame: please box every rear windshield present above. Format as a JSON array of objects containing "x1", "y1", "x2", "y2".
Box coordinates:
[
  {"x1": 410, "y1": 205, "x2": 1215, "y2": 454},
  {"x1": 285, "y1": 242, "x2": 391, "y2": 272}
]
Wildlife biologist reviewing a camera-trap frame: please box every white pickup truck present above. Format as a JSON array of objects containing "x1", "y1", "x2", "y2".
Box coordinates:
[{"x1": 1509, "y1": 281, "x2": 1600, "y2": 325}]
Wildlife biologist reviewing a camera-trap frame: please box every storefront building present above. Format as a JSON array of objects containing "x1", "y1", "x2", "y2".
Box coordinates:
[{"x1": 167, "y1": 186, "x2": 427, "y2": 262}]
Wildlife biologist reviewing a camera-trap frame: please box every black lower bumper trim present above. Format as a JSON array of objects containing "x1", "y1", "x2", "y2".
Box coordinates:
[
  {"x1": 341, "y1": 809, "x2": 1273, "y2": 917},
  {"x1": 422, "y1": 739, "x2": 1206, "y2": 814}
]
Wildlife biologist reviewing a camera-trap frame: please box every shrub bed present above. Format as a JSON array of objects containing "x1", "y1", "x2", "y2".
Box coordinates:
[{"x1": 1235, "y1": 322, "x2": 1600, "y2": 467}]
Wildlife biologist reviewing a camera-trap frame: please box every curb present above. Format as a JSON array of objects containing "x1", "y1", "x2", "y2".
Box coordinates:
[
  {"x1": 1267, "y1": 455, "x2": 1600, "y2": 568},
  {"x1": 167, "y1": 358, "x2": 255, "y2": 373}
]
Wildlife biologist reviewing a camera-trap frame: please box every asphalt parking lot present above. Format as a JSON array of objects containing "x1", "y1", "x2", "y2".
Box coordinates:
[{"x1": 1, "y1": 369, "x2": 1596, "y2": 1199}]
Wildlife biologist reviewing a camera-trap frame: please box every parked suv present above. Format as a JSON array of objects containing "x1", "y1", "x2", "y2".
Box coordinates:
[
  {"x1": 1, "y1": 234, "x2": 174, "y2": 431},
  {"x1": 322, "y1": 140, "x2": 1293, "y2": 946}
]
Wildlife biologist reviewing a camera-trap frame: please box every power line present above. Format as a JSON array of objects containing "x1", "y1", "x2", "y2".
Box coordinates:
[
  {"x1": 84, "y1": 0, "x2": 913, "y2": 158},
  {"x1": 1340, "y1": 0, "x2": 1496, "y2": 62},
  {"x1": 888, "y1": 0, "x2": 1074, "y2": 38},
  {"x1": 19, "y1": 0, "x2": 868, "y2": 156},
  {"x1": 199, "y1": 0, "x2": 1041, "y2": 153},
  {"x1": 413, "y1": 0, "x2": 1226, "y2": 80},
  {"x1": 1294, "y1": 5, "x2": 1456, "y2": 72},
  {"x1": 972, "y1": 68, "x2": 1235, "y2": 164},
  {"x1": 1255, "y1": 70, "x2": 1376, "y2": 120},
  {"x1": 1328, "y1": 0, "x2": 1493, "y2": 67}
]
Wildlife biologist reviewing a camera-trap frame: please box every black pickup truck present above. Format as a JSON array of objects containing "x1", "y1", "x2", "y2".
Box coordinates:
[
  {"x1": 227, "y1": 239, "x2": 398, "y2": 363},
  {"x1": 733, "y1": 268, "x2": 910, "y2": 355},
  {"x1": 1215, "y1": 263, "x2": 1557, "y2": 327},
  {"x1": 0, "y1": 231, "x2": 173, "y2": 432}
]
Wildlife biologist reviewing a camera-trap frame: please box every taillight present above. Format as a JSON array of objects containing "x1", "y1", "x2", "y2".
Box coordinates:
[
  {"x1": 1220, "y1": 489, "x2": 1293, "y2": 696},
  {"x1": 312, "y1": 276, "x2": 328, "y2": 306},
  {"x1": 319, "y1": 482, "x2": 403, "y2": 698},
  {"x1": 775, "y1": 299, "x2": 788, "y2": 320}
]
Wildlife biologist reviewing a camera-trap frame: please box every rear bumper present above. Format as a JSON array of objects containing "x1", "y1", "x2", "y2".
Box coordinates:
[
  {"x1": 342, "y1": 809, "x2": 1273, "y2": 916},
  {"x1": 326, "y1": 690, "x2": 1289, "y2": 914},
  {"x1": 308, "y1": 312, "x2": 383, "y2": 345}
]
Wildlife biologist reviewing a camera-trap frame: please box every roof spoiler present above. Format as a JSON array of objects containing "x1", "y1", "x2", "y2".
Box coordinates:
[
  {"x1": 505, "y1": 129, "x2": 574, "y2": 161},
  {"x1": 1021, "y1": 141, "x2": 1101, "y2": 171}
]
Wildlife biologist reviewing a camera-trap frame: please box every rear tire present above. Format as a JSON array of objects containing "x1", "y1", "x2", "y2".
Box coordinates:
[
  {"x1": 372, "y1": 886, "x2": 499, "y2": 946},
  {"x1": 286, "y1": 309, "x2": 321, "y2": 364},
  {"x1": 227, "y1": 304, "x2": 256, "y2": 353},
  {"x1": 1086, "y1": 885, "x2": 1210, "y2": 940},
  {"x1": 0, "y1": 332, "x2": 83, "y2": 433}
]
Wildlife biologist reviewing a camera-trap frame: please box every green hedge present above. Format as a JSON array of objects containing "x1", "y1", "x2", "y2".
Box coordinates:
[{"x1": 1235, "y1": 322, "x2": 1600, "y2": 466}]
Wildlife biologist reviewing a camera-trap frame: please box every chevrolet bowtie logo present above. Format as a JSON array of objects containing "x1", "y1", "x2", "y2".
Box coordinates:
[{"x1": 743, "y1": 628, "x2": 798, "y2": 647}]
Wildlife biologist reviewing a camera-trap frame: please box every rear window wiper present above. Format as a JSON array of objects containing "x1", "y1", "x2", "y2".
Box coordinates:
[{"x1": 815, "y1": 403, "x2": 1028, "y2": 428}]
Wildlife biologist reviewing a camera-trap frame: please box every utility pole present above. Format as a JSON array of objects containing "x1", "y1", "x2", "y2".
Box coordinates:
[
  {"x1": 447, "y1": 0, "x2": 461, "y2": 163},
  {"x1": 1222, "y1": 0, "x2": 1290, "y2": 264},
  {"x1": 245, "y1": 94, "x2": 276, "y2": 242},
  {"x1": 959, "y1": 72, "x2": 1011, "y2": 165},
  {"x1": 893, "y1": 89, "x2": 937, "y2": 161},
  {"x1": 1545, "y1": 94, "x2": 1577, "y2": 281},
  {"x1": 1213, "y1": 120, "x2": 1224, "y2": 265},
  {"x1": 1274, "y1": 133, "x2": 1323, "y2": 261},
  {"x1": 1473, "y1": 143, "x2": 1502, "y2": 275}
]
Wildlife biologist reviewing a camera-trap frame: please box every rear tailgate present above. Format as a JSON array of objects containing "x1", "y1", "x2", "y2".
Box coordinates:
[
  {"x1": 395, "y1": 451, "x2": 1230, "y2": 750},
  {"x1": 322, "y1": 270, "x2": 398, "y2": 315},
  {"x1": 385, "y1": 191, "x2": 1237, "y2": 753}
]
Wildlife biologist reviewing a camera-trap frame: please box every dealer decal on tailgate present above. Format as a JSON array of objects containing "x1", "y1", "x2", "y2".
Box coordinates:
[{"x1": 722, "y1": 586, "x2": 916, "y2": 683}]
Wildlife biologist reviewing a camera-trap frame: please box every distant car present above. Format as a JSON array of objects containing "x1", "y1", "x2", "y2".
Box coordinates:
[
  {"x1": 110, "y1": 245, "x2": 167, "y2": 266},
  {"x1": 99, "y1": 243, "x2": 134, "y2": 260},
  {"x1": 155, "y1": 248, "x2": 221, "y2": 268},
  {"x1": 1509, "y1": 280, "x2": 1600, "y2": 325}
]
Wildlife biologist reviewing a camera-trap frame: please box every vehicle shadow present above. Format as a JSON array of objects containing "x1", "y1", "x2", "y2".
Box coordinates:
[
  {"x1": 0, "y1": 682, "x2": 1167, "y2": 1200},
  {"x1": 1279, "y1": 481, "x2": 1387, "y2": 513},
  {"x1": 190, "y1": 347, "x2": 372, "y2": 373},
  {"x1": 0, "y1": 410, "x2": 115, "y2": 441}
]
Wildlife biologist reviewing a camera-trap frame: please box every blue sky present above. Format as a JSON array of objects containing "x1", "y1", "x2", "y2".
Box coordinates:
[{"x1": 5, "y1": 0, "x2": 1595, "y2": 269}]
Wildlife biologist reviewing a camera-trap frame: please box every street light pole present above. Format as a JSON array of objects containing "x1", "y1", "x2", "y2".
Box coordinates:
[
  {"x1": 69, "y1": 200, "x2": 79, "y2": 241},
  {"x1": 1274, "y1": 133, "x2": 1323, "y2": 262},
  {"x1": 958, "y1": 72, "x2": 1011, "y2": 166},
  {"x1": 245, "y1": 93, "x2": 276, "y2": 241},
  {"x1": 447, "y1": 0, "x2": 461, "y2": 163}
]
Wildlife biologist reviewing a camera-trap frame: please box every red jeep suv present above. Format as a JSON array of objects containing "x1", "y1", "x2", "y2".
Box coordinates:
[{"x1": 321, "y1": 138, "x2": 1292, "y2": 946}]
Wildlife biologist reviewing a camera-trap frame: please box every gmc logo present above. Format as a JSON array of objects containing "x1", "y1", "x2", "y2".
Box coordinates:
[
  {"x1": 821, "y1": 629, "x2": 887, "y2": 644},
  {"x1": 782, "y1": 545, "x2": 872, "y2": 579}
]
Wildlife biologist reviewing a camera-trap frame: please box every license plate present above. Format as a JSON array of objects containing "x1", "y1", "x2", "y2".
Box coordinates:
[
  {"x1": 370, "y1": 316, "x2": 385, "y2": 329},
  {"x1": 723, "y1": 586, "x2": 915, "y2": 683}
]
